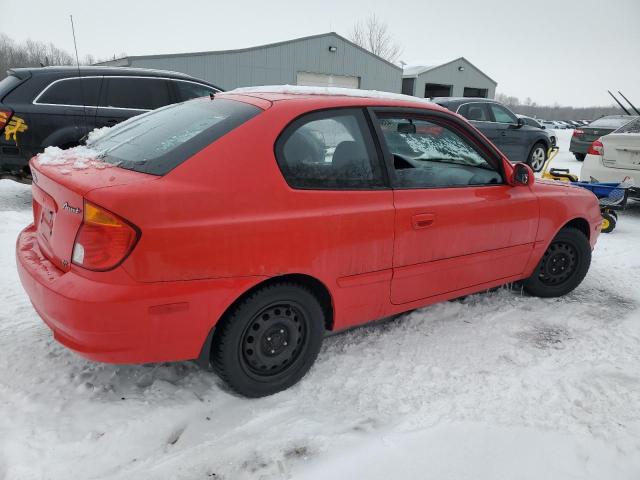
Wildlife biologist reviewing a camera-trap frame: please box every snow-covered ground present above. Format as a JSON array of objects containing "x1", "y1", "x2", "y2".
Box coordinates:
[{"x1": 1, "y1": 130, "x2": 639, "y2": 480}]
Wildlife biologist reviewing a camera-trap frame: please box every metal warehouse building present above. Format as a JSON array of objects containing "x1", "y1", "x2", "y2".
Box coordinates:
[
  {"x1": 402, "y1": 57, "x2": 497, "y2": 99},
  {"x1": 99, "y1": 32, "x2": 402, "y2": 93}
]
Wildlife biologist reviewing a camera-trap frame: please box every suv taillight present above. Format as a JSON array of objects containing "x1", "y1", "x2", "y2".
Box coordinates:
[
  {"x1": 0, "y1": 108, "x2": 13, "y2": 133},
  {"x1": 572, "y1": 129, "x2": 584, "y2": 136},
  {"x1": 587, "y1": 139, "x2": 604, "y2": 156},
  {"x1": 72, "y1": 201, "x2": 139, "y2": 271}
]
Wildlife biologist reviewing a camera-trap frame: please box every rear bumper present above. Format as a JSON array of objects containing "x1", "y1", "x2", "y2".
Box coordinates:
[
  {"x1": 580, "y1": 154, "x2": 640, "y2": 183},
  {"x1": 569, "y1": 137, "x2": 593, "y2": 154},
  {"x1": 17, "y1": 224, "x2": 264, "y2": 364}
]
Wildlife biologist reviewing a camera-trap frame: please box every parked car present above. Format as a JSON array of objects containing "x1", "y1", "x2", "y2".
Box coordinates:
[
  {"x1": 0, "y1": 66, "x2": 221, "y2": 183},
  {"x1": 568, "y1": 121, "x2": 582, "y2": 128},
  {"x1": 517, "y1": 114, "x2": 557, "y2": 147},
  {"x1": 538, "y1": 120, "x2": 558, "y2": 130},
  {"x1": 17, "y1": 89, "x2": 602, "y2": 397},
  {"x1": 580, "y1": 116, "x2": 640, "y2": 182},
  {"x1": 433, "y1": 98, "x2": 552, "y2": 172},
  {"x1": 570, "y1": 115, "x2": 638, "y2": 161}
]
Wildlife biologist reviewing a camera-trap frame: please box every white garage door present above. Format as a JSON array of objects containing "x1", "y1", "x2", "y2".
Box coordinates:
[{"x1": 296, "y1": 72, "x2": 360, "y2": 89}]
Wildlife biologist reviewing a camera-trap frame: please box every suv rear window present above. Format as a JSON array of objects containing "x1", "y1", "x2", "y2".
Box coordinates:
[
  {"x1": 36, "y1": 77, "x2": 102, "y2": 106},
  {"x1": 88, "y1": 98, "x2": 261, "y2": 175}
]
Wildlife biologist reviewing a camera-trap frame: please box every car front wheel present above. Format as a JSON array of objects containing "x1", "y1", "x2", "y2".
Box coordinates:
[
  {"x1": 522, "y1": 227, "x2": 591, "y2": 298},
  {"x1": 527, "y1": 143, "x2": 547, "y2": 172},
  {"x1": 211, "y1": 282, "x2": 325, "y2": 397}
]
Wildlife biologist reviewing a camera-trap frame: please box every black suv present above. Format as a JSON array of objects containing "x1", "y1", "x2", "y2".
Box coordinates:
[
  {"x1": 432, "y1": 98, "x2": 552, "y2": 172},
  {"x1": 0, "y1": 66, "x2": 221, "y2": 182}
]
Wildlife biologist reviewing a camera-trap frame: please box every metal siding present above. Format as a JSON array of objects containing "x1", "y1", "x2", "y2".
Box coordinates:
[
  {"x1": 120, "y1": 33, "x2": 400, "y2": 92},
  {"x1": 411, "y1": 59, "x2": 497, "y2": 99}
]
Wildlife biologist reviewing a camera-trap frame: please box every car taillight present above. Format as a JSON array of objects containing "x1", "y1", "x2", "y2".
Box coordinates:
[
  {"x1": 587, "y1": 139, "x2": 604, "y2": 156},
  {"x1": 572, "y1": 129, "x2": 584, "y2": 136},
  {"x1": 0, "y1": 108, "x2": 13, "y2": 133},
  {"x1": 72, "y1": 200, "x2": 139, "y2": 271}
]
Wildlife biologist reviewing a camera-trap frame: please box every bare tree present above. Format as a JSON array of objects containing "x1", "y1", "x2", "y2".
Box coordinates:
[
  {"x1": 0, "y1": 34, "x2": 121, "y2": 78},
  {"x1": 349, "y1": 14, "x2": 402, "y2": 64},
  {"x1": 495, "y1": 92, "x2": 623, "y2": 120}
]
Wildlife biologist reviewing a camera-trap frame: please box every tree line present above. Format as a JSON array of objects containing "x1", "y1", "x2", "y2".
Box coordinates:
[
  {"x1": 494, "y1": 93, "x2": 624, "y2": 121},
  {"x1": 0, "y1": 34, "x2": 124, "y2": 79}
]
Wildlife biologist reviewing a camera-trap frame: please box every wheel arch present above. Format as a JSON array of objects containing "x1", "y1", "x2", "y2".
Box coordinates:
[
  {"x1": 562, "y1": 217, "x2": 591, "y2": 241},
  {"x1": 196, "y1": 273, "x2": 335, "y2": 367}
]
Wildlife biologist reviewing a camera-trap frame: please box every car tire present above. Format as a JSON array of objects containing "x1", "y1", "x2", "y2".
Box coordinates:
[
  {"x1": 574, "y1": 153, "x2": 586, "y2": 161},
  {"x1": 522, "y1": 227, "x2": 591, "y2": 298},
  {"x1": 211, "y1": 282, "x2": 325, "y2": 397},
  {"x1": 527, "y1": 143, "x2": 547, "y2": 172}
]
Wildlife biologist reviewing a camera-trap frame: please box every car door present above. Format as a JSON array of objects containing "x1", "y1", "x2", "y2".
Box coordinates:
[
  {"x1": 457, "y1": 101, "x2": 506, "y2": 151},
  {"x1": 95, "y1": 76, "x2": 173, "y2": 129},
  {"x1": 371, "y1": 109, "x2": 539, "y2": 304},
  {"x1": 486, "y1": 103, "x2": 525, "y2": 161}
]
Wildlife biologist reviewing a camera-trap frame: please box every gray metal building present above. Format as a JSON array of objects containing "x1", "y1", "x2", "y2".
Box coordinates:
[
  {"x1": 402, "y1": 57, "x2": 497, "y2": 99},
  {"x1": 98, "y1": 32, "x2": 402, "y2": 93}
]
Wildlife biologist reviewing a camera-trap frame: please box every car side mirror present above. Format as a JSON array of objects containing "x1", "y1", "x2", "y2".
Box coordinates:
[
  {"x1": 512, "y1": 162, "x2": 534, "y2": 186},
  {"x1": 541, "y1": 125, "x2": 546, "y2": 130},
  {"x1": 516, "y1": 117, "x2": 525, "y2": 128}
]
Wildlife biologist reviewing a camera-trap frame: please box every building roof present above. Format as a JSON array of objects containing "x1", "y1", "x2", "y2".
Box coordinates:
[
  {"x1": 402, "y1": 57, "x2": 498, "y2": 85},
  {"x1": 96, "y1": 32, "x2": 402, "y2": 71}
]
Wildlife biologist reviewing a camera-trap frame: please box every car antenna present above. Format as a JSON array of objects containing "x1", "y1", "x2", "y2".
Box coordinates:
[
  {"x1": 618, "y1": 91, "x2": 640, "y2": 116},
  {"x1": 70, "y1": 14, "x2": 89, "y2": 137},
  {"x1": 608, "y1": 90, "x2": 630, "y2": 115}
]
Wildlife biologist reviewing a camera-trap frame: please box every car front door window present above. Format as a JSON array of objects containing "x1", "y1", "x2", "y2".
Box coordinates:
[{"x1": 377, "y1": 116, "x2": 503, "y2": 188}]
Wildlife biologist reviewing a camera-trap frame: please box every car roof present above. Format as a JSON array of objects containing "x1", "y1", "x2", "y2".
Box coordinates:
[
  {"x1": 8, "y1": 65, "x2": 218, "y2": 85},
  {"x1": 223, "y1": 86, "x2": 452, "y2": 112},
  {"x1": 430, "y1": 97, "x2": 501, "y2": 107}
]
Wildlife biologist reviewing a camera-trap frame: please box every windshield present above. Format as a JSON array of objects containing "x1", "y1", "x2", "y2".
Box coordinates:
[
  {"x1": 88, "y1": 98, "x2": 261, "y2": 175},
  {"x1": 614, "y1": 117, "x2": 640, "y2": 134}
]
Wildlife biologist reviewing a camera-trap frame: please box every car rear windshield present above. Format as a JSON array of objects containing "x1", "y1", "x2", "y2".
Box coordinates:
[
  {"x1": 588, "y1": 116, "x2": 637, "y2": 128},
  {"x1": 88, "y1": 98, "x2": 261, "y2": 175},
  {"x1": 614, "y1": 117, "x2": 640, "y2": 134},
  {"x1": 0, "y1": 75, "x2": 23, "y2": 100}
]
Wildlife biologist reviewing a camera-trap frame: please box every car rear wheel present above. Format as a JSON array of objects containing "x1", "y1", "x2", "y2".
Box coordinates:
[
  {"x1": 527, "y1": 143, "x2": 547, "y2": 172},
  {"x1": 522, "y1": 227, "x2": 591, "y2": 298},
  {"x1": 574, "y1": 153, "x2": 586, "y2": 161},
  {"x1": 211, "y1": 282, "x2": 325, "y2": 397}
]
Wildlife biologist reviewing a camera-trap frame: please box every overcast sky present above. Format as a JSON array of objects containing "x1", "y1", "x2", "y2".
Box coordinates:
[{"x1": 1, "y1": 0, "x2": 638, "y2": 107}]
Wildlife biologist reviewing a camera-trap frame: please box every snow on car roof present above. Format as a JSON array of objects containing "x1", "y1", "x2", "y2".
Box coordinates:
[{"x1": 230, "y1": 85, "x2": 434, "y2": 105}]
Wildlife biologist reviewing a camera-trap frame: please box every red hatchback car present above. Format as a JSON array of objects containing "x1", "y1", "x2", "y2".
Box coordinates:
[{"x1": 17, "y1": 89, "x2": 602, "y2": 397}]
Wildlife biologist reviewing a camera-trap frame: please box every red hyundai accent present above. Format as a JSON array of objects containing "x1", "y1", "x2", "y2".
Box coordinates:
[{"x1": 17, "y1": 89, "x2": 602, "y2": 397}]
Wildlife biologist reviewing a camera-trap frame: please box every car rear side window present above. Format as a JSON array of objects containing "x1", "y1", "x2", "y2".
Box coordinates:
[
  {"x1": 275, "y1": 109, "x2": 385, "y2": 190},
  {"x1": 87, "y1": 98, "x2": 261, "y2": 175},
  {"x1": 100, "y1": 77, "x2": 171, "y2": 110},
  {"x1": 174, "y1": 81, "x2": 217, "y2": 101},
  {"x1": 0, "y1": 75, "x2": 23, "y2": 100},
  {"x1": 36, "y1": 77, "x2": 101, "y2": 106}
]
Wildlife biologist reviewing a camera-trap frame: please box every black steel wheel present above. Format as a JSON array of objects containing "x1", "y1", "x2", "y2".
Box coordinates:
[
  {"x1": 523, "y1": 227, "x2": 591, "y2": 297},
  {"x1": 537, "y1": 241, "x2": 578, "y2": 286},
  {"x1": 211, "y1": 282, "x2": 325, "y2": 397},
  {"x1": 240, "y1": 302, "x2": 307, "y2": 378}
]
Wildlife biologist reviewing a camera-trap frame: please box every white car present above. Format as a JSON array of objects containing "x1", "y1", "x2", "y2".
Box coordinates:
[{"x1": 580, "y1": 116, "x2": 640, "y2": 183}]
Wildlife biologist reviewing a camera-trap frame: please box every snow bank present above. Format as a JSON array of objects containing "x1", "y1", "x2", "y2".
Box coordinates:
[{"x1": 231, "y1": 84, "x2": 434, "y2": 105}]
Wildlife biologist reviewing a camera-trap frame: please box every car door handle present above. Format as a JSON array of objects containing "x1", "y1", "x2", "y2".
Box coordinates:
[
  {"x1": 501, "y1": 131, "x2": 507, "y2": 136},
  {"x1": 412, "y1": 213, "x2": 436, "y2": 229}
]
